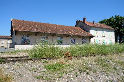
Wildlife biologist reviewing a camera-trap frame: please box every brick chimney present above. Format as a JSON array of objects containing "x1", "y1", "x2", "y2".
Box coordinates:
[
  {"x1": 93, "y1": 21, "x2": 95, "y2": 24},
  {"x1": 83, "y1": 18, "x2": 86, "y2": 23},
  {"x1": 76, "y1": 20, "x2": 80, "y2": 25}
]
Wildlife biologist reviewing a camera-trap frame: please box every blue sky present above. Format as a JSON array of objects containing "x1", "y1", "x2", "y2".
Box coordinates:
[{"x1": 0, "y1": 0, "x2": 124, "y2": 35}]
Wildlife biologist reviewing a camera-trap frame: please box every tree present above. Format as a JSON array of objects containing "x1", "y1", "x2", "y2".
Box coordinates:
[{"x1": 99, "y1": 15, "x2": 124, "y2": 43}]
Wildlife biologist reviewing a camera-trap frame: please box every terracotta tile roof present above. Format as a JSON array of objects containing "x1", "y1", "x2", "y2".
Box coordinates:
[
  {"x1": 85, "y1": 21, "x2": 114, "y2": 30},
  {"x1": 0, "y1": 36, "x2": 12, "y2": 39},
  {"x1": 11, "y1": 19, "x2": 93, "y2": 37},
  {"x1": 78, "y1": 18, "x2": 114, "y2": 30}
]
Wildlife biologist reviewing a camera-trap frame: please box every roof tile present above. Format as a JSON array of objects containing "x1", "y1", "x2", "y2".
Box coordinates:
[
  {"x1": 12, "y1": 19, "x2": 93, "y2": 37},
  {"x1": 85, "y1": 21, "x2": 114, "y2": 30},
  {"x1": 0, "y1": 36, "x2": 12, "y2": 39}
]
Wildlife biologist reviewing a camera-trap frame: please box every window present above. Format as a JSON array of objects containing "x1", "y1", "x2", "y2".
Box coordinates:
[
  {"x1": 41, "y1": 36, "x2": 48, "y2": 43},
  {"x1": 95, "y1": 39, "x2": 99, "y2": 44},
  {"x1": 82, "y1": 38, "x2": 87, "y2": 44},
  {"x1": 57, "y1": 36, "x2": 63, "y2": 45},
  {"x1": 21, "y1": 35, "x2": 30, "y2": 45},
  {"x1": 1, "y1": 41, "x2": 4, "y2": 47},
  {"x1": 102, "y1": 40, "x2": 106, "y2": 45},
  {"x1": 1, "y1": 41, "x2": 4, "y2": 44},
  {"x1": 70, "y1": 38, "x2": 76, "y2": 44},
  {"x1": 102, "y1": 31, "x2": 105, "y2": 37}
]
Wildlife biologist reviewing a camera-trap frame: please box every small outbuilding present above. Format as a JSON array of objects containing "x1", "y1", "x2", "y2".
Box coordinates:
[{"x1": 0, "y1": 36, "x2": 12, "y2": 48}]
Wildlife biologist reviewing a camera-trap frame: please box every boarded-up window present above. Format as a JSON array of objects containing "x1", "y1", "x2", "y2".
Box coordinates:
[
  {"x1": 21, "y1": 35, "x2": 30, "y2": 45},
  {"x1": 82, "y1": 38, "x2": 87, "y2": 44},
  {"x1": 70, "y1": 38, "x2": 76, "y2": 44},
  {"x1": 41, "y1": 36, "x2": 48, "y2": 43},
  {"x1": 57, "y1": 36, "x2": 63, "y2": 45}
]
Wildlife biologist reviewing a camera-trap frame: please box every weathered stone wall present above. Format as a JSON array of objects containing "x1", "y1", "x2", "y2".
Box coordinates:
[
  {"x1": 13, "y1": 31, "x2": 90, "y2": 45},
  {"x1": 76, "y1": 22, "x2": 115, "y2": 44}
]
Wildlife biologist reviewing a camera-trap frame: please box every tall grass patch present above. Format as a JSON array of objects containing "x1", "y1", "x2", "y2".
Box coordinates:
[
  {"x1": 29, "y1": 43, "x2": 124, "y2": 58},
  {"x1": 66, "y1": 44, "x2": 124, "y2": 57},
  {"x1": 29, "y1": 43, "x2": 63, "y2": 58}
]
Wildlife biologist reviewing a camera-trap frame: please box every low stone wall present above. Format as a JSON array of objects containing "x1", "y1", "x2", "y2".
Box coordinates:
[
  {"x1": 15, "y1": 45, "x2": 34, "y2": 50},
  {"x1": 15, "y1": 45, "x2": 71, "y2": 50}
]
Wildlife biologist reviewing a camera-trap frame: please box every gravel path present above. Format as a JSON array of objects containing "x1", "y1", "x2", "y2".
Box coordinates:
[{"x1": 0, "y1": 60, "x2": 123, "y2": 82}]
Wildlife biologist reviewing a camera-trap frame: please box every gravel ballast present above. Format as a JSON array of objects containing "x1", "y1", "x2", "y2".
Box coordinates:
[{"x1": 0, "y1": 53, "x2": 124, "y2": 82}]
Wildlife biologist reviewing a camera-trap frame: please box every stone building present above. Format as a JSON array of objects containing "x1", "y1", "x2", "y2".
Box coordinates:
[
  {"x1": 0, "y1": 36, "x2": 12, "y2": 48},
  {"x1": 75, "y1": 18, "x2": 115, "y2": 44},
  {"x1": 11, "y1": 19, "x2": 93, "y2": 47}
]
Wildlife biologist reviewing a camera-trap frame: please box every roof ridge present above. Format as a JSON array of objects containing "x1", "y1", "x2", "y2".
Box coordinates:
[{"x1": 12, "y1": 19, "x2": 77, "y2": 28}]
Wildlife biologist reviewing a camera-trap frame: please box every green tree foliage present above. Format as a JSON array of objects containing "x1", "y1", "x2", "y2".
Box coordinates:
[{"x1": 99, "y1": 15, "x2": 124, "y2": 43}]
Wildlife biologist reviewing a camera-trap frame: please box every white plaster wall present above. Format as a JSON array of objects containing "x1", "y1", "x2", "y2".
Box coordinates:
[
  {"x1": 90, "y1": 27, "x2": 115, "y2": 44},
  {"x1": 75, "y1": 21, "x2": 115, "y2": 44}
]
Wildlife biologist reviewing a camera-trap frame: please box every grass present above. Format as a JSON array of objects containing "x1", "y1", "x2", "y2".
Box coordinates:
[
  {"x1": 29, "y1": 43, "x2": 63, "y2": 58},
  {"x1": 44, "y1": 62, "x2": 65, "y2": 72},
  {"x1": 0, "y1": 69, "x2": 12, "y2": 82},
  {"x1": 43, "y1": 60, "x2": 71, "y2": 79},
  {"x1": 95, "y1": 57, "x2": 114, "y2": 72},
  {"x1": 66, "y1": 44, "x2": 124, "y2": 57},
  {"x1": 29, "y1": 43, "x2": 124, "y2": 58},
  {"x1": 0, "y1": 58, "x2": 5, "y2": 63},
  {"x1": 35, "y1": 58, "x2": 72, "y2": 80}
]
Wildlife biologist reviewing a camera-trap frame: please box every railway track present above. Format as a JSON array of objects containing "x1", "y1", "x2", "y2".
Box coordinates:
[
  {"x1": 0, "y1": 56, "x2": 33, "y2": 63},
  {"x1": 0, "y1": 56, "x2": 52, "y2": 63}
]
